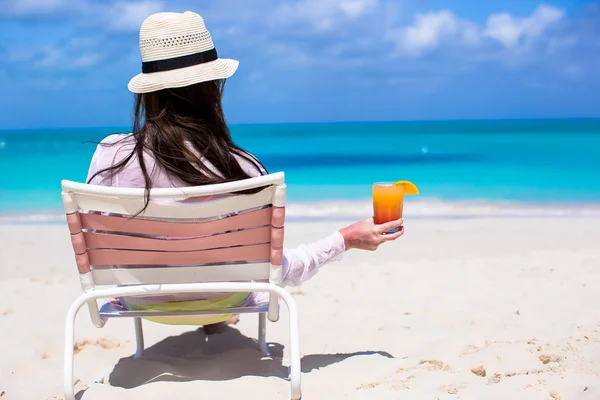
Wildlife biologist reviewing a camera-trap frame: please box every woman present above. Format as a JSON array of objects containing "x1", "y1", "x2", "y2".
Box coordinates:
[{"x1": 87, "y1": 11, "x2": 404, "y2": 331}]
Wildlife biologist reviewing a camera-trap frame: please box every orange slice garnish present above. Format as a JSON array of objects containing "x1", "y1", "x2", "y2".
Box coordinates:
[{"x1": 393, "y1": 180, "x2": 419, "y2": 195}]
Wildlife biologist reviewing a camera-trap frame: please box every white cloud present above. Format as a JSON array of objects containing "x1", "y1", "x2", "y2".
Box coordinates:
[
  {"x1": 268, "y1": 43, "x2": 315, "y2": 68},
  {"x1": 484, "y1": 15, "x2": 521, "y2": 47},
  {"x1": 7, "y1": 49, "x2": 34, "y2": 63},
  {"x1": 338, "y1": 0, "x2": 377, "y2": 18},
  {"x1": 392, "y1": 11, "x2": 458, "y2": 54},
  {"x1": 484, "y1": 4, "x2": 565, "y2": 47},
  {"x1": 7, "y1": 37, "x2": 103, "y2": 70},
  {"x1": 107, "y1": 1, "x2": 165, "y2": 32},
  {"x1": 36, "y1": 47, "x2": 63, "y2": 68},
  {"x1": 8, "y1": 45, "x2": 62, "y2": 68},
  {"x1": 387, "y1": 4, "x2": 566, "y2": 58},
  {"x1": 275, "y1": 0, "x2": 378, "y2": 31},
  {"x1": 1, "y1": 0, "x2": 99, "y2": 16},
  {"x1": 72, "y1": 53, "x2": 104, "y2": 68},
  {"x1": 460, "y1": 21, "x2": 482, "y2": 45},
  {"x1": 387, "y1": 10, "x2": 479, "y2": 57},
  {"x1": 2, "y1": 0, "x2": 69, "y2": 15},
  {"x1": 21, "y1": 78, "x2": 70, "y2": 90}
]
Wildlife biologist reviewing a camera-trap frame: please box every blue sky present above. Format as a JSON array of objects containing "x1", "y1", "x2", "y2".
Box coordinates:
[{"x1": 0, "y1": 0, "x2": 599, "y2": 129}]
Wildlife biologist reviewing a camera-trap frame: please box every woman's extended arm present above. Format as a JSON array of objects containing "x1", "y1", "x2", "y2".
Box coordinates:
[
  {"x1": 277, "y1": 218, "x2": 404, "y2": 287},
  {"x1": 280, "y1": 231, "x2": 346, "y2": 287}
]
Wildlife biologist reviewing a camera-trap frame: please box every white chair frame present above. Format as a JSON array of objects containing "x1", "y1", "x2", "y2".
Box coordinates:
[{"x1": 61, "y1": 172, "x2": 302, "y2": 400}]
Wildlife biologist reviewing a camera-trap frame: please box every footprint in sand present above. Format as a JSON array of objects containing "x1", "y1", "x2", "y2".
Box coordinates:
[
  {"x1": 488, "y1": 373, "x2": 503, "y2": 384},
  {"x1": 356, "y1": 382, "x2": 380, "y2": 390},
  {"x1": 396, "y1": 360, "x2": 449, "y2": 376},
  {"x1": 471, "y1": 365, "x2": 486, "y2": 377},
  {"x1": 461, "y1": 345, "x2": 479, "y2": 355},
  {"x1": 73, "y1": 338, "x2": 122, "y2": 355},
  {"x1": 418, "y1": 360, "x2": 446, "y2": 371},
  {"x1": 538, "y1": 355, "x2": 561, "y2": 365},
  {"x1": 391, "y1": 375, "x2": 415, "y2": 391},
  {"x1": 439, "y1": 383, "x2": 465, "y2": 395}
]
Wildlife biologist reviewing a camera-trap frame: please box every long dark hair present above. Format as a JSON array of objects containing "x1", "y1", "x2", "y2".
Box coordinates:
[{"x1": 88, "y1": 79, "x2": 267, "y2": 211}]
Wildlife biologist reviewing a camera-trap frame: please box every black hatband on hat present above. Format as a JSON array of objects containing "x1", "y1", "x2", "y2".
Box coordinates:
[{"x1": 142, "y1": 48, "x2": 218, "y2": 74}]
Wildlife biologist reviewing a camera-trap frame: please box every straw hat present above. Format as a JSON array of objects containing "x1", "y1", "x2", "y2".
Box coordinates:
[{"x1": 128, "y1": 11, "x2": 239, "y2": 93}]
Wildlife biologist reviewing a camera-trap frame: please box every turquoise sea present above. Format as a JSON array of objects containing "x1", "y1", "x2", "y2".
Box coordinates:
[{"x1": 1, "y1": 119, "x2": 600, "y2": 220}]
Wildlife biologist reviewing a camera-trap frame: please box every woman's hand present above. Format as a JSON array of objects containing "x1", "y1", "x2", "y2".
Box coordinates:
[{"x1": 339, "y1": 217, "x2": 404, "y2": 251}]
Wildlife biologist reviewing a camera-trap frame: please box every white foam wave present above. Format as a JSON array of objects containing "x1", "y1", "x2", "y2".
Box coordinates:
[
  {"x1": 0, "y1": 212, "x2": 65, "y2": 223},
  {"x1": 1, "y1": 199, "x2": 600, "y2": 224},
  {"x1": 287, "y1": 199, "x2": 600, "y2": 219}
]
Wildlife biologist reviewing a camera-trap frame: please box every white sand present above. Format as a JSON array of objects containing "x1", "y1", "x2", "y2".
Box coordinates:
[{"x1": 1, "y1": 218, "x2": 599, "y2": 399}]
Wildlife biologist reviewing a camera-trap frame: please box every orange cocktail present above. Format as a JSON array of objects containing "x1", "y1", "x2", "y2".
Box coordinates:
[{"x1": 372, "y1": 183, "x2": 404, "y2": 226}]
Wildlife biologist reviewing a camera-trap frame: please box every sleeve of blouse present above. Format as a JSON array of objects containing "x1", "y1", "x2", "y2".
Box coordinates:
[{"x1": 279, "y1": 231, "x2": 346, "y2": 287}]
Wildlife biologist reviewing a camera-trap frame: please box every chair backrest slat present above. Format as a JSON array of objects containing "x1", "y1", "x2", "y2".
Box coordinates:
[
  {"x1": 80, "y1": 207, "x2": 272, "y2": 236},
  {"x1": 88, "y1": 243, "x2": 270, "y2": 266},
  {"x1": 84, "y1": 226, "x2": 271, "y2": 252},
  {"x1": 61, "y1": 173, "x2": 286, "y2": 287}
]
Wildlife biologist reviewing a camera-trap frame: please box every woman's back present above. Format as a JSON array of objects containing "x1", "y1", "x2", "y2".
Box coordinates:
[{"x1": 88, "y1": 133, "x2": 265, "y2": 190}]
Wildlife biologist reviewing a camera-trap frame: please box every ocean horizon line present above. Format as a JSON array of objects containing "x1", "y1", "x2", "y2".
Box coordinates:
[{"x1": 2, "y1": 117, "x2": 600, "y2": 133}]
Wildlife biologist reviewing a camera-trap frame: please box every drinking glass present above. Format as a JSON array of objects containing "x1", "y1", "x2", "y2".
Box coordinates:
[{"x1": 372, "y1": 182, "x2": 404, "y2": 232}]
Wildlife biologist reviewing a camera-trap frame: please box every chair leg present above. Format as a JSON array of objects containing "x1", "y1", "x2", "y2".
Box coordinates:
[
  {"x1": 133, "y1": 317, "x2": 144, "y2": 359},
  {"x1": 64, "y1": 296, "x2": 90, "y2": 400},
  {"x1": 258, "y1": 313, "x2": 270, "y2": 356},
  {"x1": 277, "y1": 293, "x2": 302, "y2": 400},
  {"x1": 268, "y1": 293, "x2": 279, "y2": 322},
  {"x1": 64, "y1": 307, "x2": 77, "y2": 400}
]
